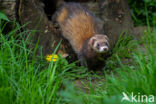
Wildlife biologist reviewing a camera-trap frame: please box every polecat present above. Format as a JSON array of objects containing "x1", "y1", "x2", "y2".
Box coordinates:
[{"x1": 53, "y1": 3, "x2": 110, "y2": 69}]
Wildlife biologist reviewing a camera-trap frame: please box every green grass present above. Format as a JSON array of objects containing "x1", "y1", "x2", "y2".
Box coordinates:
[
  {"x1": 128, "y1": 0, "x2": 156, "y2": 26},
  {"x1": 58, "y1": 29, "x2": 156, "y2": 104},
  {"x1": 0, "y1": 1, "x2": 156, "y2": 103}
]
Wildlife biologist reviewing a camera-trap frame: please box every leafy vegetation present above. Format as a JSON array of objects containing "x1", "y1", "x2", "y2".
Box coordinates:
[
  {"x1": 0, "y1": 0, "x2": 156, "y2": 103},
  {"x1": 128, "y1": 0, "x2": 156, "y2": 26}
]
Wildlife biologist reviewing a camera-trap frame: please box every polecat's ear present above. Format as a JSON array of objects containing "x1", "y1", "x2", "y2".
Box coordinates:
[
  {"x1": 104, "y1": 35, "x2": 109, "y2": 41},
  {"x1": 90, "y1": 37, "x2": 96, "y2": 46},
  {"x1": 103, "y1": 35, "x2": 110, "y2": 44}
]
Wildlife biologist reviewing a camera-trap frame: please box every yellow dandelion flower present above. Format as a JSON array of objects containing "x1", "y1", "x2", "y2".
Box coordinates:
[{"x1": 46, "y1": 54, "x2": 58, "y2": 62}]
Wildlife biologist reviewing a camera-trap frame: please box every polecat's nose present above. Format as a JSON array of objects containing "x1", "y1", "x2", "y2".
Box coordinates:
[
  {"x1": 103, "y1": 47, "x2": 108, "y2": 51},
  {"x1": 102, "y1": 46, "x2": 108, "y2": 52},
  {"x1": 99, "y1": 46, "x2": 108, "y2": 53}
]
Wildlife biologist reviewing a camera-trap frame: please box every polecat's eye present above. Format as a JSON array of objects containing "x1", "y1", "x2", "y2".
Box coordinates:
[
  {"x1": 105, "y1": 42, "x2": 108, "y2": 46},
  {"x1": 97, "y1": 43, "x2": 100, "y2": 47}
]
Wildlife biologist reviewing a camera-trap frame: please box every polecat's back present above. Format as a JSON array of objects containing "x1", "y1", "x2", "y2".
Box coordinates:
[{"x1": 54, "y1": 3, "x2": 104, "y2": 53}]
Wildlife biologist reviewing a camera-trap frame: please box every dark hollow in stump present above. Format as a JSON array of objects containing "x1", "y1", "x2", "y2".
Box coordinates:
[{"x1": 1, "y1": 0, "x2": 134, "y2": 62}]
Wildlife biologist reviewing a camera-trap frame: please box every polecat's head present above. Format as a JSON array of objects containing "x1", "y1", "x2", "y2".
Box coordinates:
[{"x1": 89, "y1": 34, "x2": 109, "y2": 53}]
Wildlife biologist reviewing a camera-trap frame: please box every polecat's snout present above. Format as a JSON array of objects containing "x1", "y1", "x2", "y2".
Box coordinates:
[
  {"x1": 97, "y1": 42, "x2": 109, "y2": 53},
  {"x1": 89, "y1": 34, "x2": 109, "y2": 53}
]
